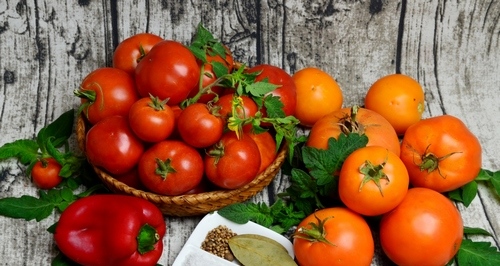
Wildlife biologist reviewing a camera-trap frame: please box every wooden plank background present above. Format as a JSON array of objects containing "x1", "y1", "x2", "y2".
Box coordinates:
[{"x1": 0, "y1": 0, "x2": 499, "y2": 265}]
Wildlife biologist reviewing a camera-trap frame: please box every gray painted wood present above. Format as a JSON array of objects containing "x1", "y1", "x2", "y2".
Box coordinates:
[{"x1": 0, "y1": 0, "x2": 499, "y2": 265}]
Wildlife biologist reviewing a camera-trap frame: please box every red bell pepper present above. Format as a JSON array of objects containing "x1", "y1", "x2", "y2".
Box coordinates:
[{"x1": 54, "y1": 194, "x2": 166, "y2": 266}]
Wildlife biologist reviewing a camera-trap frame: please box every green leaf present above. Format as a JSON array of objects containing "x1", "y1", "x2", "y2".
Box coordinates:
[
  {"x1": 212, "y1": 61, "x2": 229, "y2": 79},
  {"x1": 246, "y1": 81, "x2": 280, "y2": 98},
  {"x1": 37, "y1": 109, "x2": 75, "y2": 150},
  {"x1": 218, "y1": 202, "x2": 273, "y2": 228},
  {"x1": 263, "y1": 95, "x2": 286, "y2": 119},
  {"x1": 463, "y1": 226, "x2": 492, "y2": 236},
  {"x1": 0, "y1": 139, "x2": 39, "y2": 164},
  {"x1": 474, "y1": 169, "x2": 494, "y2": 181},
  {"x1": 448, "y1": 181, "x2": 478, "y2": 207},
  {"x1": 457, "y1": 239, "x2": 500, "y2": 266},
  {"x1": 0, "y1": 195, "x2": 55, "y2": 222}
]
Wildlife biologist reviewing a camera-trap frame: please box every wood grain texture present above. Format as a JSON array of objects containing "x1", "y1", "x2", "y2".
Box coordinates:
[{"x1": 0, "y1": 0, "x2": 499, "y2": 265}]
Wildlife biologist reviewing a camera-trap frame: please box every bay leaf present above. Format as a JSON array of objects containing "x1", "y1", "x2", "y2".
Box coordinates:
[{"x1": 228, "y1": 234, "x2": 297, "y2": 266}]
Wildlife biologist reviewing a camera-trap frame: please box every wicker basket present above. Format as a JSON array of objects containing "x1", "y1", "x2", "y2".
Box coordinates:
[{"x1": 76, "y1": 115, "x2": 287, "y2": 217}]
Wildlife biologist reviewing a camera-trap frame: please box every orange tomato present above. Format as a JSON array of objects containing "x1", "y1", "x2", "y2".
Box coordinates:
[
  {"x1": 365, "y1": 73, "x2": 425, "y2": 135},
  {"x1": 293, "y1": 207, "x2": 374, "y2": 266},
  {"x1": 338, "y1": 146, "x2": 409, "y2": 216},
  {"x1": 380, "y1": 187, "x2": 463, "y2": 266},
  {"x1": 292, "y1": 67, "x2": 343, "y2": 127},
  {"x1": 400, "y1": 114, "x2": 482, "y2": 192},
  {"x1": 306, "y1": 106, "x2": 401, "y2": 156}
]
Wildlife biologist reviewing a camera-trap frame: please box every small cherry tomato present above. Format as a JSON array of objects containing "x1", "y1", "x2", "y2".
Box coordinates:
[
  {"x1": 112, "y1": 32, "x2": 164, "y2": 77},
  {"x1": 400, "y1": 114, "x2": 482, "y2": 192},
  {"x1": 138, "y1": 140, "x2": 204, "y2": 196},
  {"x1": 31, "y1": 158, "x2": 63, "y2": 189},
  {"x1": 380, "y1": 187, "x2": 463, "y2": 266},
  {"x1": 128, "y1": 95, "x2": 175, "y2": 142},
  {"x1": 204, "y1": 131, "x2": 261, "y2": 189},
  {"x1": 177, "y1": 103, "x2": 224, "y2": 148},
  {"x1": 365, "y1": 73, "x2": 425, "y2": 135},
  {"x1": 339, "y1": 146, "x2": 409, "y2": 216},
  {"x1": 292, "y1": 67, "x2": 343, "y2": 127},
  {"x1": 293, "y1": 207, "x2": 374, "y2": 266},
  {"x1": 85, "y1": 115, "x2": 144, "y2": 175},
  {"x1": 75, "y1": 67, "x2": 139, "y2": 125}
]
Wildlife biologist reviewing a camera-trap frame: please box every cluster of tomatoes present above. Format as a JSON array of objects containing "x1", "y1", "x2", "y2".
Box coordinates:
[
  {"x1": 77, "y1": 30, "x2": 300, "y2": 196},
  {"x1": 291, "y1": 72, "x2": 483, "y2": 266}
]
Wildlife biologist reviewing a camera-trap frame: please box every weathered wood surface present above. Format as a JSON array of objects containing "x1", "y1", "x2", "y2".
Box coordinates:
[{"x1": 0, "y1": 0, "x2": 499, "y2": 265}]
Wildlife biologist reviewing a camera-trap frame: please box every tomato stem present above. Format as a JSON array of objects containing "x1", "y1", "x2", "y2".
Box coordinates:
[
  {"x1": 418, "y1": 148, "x2": 462, "y2": 178},
  {"x1": 338, "y1": 105, "x2": 365, "y2": 135},
  {"x1": 358, "y1": 159, "x2": 390, "y2": 197},
  {"x1": 293, "y1": 215, "x2": 336, "y2": 246},
  {"x1": 154, "y1": 158, "x2": 176, "y2": 179}
]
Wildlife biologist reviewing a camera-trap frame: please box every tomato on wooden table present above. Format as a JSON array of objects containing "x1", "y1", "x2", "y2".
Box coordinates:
[
  {"x1": 112, "y1": 32, "x2": 164, "y2": 77},
  {"x1": 204, "y1": 131, "x2": 261, "y2": 189},
  {"x1": 135, "y1": 40, "x2": 200, "y2": 105},
  {"x1": 177, "y1": 103, "x2": 224, "y2": 148},
  {"x1": 75, "y1": 67, "x2": 139, "y2": 125},
  {"x1": 293, "y1": 207, "x2": 374, "y2": 266},
  {"x1": 85, "y1": 115, "x2": 144, "y2": 175},
  {"x1": 306, "y1": 106, "x2": 401, "y2": 156},
  {"x1": 338, "y1": 146, "x2": 409, "y2": 216},
  {"x1": 31, "y1": 157, "x2": 64, "y2": 189},
  {"x1": 380, "y1": 187, "x2": 463, "y2": 266},
  {"x1": 138, "y1": 140, "x2": 204, "y2": 196},
  {"x1": 128, "y1": 95, "x2": 175, "y2": 142},
  {"x1": 400, "y1": 114, "x2": 482, "y2": 192}
]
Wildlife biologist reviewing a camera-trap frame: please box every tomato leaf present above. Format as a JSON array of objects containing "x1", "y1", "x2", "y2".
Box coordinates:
[
  {"x1": 474, "y1": 168, "x2": 500, "y2": 198},
  {"x1": 218, "y1": 202, "x2": 273, "y2": 227},
  {"x1": 457, "y1": 239, "x2": 500, "y2": 266},
  {"x1": 0, "y1": 139, "x2": 39, "y2": 164},
  {"x1": 212, "y1": 61, "x2": 229, "y2": 78},
  {"x1": 448, "y1": 181, "x2": 478, "y2": 207},
  {"x1": 0, "y1": 195, "x2": 55, "y2": 222},
  {"x1": 463, "y1": 226, "x2": 492, "y2": 236},
  {"x1": 37, "y1": 109, "x2": 74, "y2": 151}
]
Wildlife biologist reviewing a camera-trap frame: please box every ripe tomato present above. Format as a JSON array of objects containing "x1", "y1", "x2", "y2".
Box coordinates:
[
  {"x1": 293, "y1": 207, "x2": 374, "y2": 266},
  {"x1": 138, "y1": 140, "x2": 204, "y2": 196},
  {"x1": 338, "y1": 146, "x2": 409, "y2": 216},
  {"x1": 292, "y1": 67, "x2": 343, "y2": 127},
  {"x1": 112, "y1": 32, "x2": 163, "y2": 77},
  {"x1": 380, "y1": 187, "x2": 463, "y2": 266},
  {"x1": 204, "y1": 131, "x2": 261, "y2": 189},
  {"x1": 75, "y1": 67, "x2": 139, "y2": 125},
  {"x1": 306, "y1": 106, "x2": 401, "y2": 156},
  {"x1": 246, "y1": 64, "x2": 297, "y2": 118},
  {"x1": 85, "y1": 115, "x2": 144, "y2": 175},
  {"x1": 400, "y1": 114, "x2": 482, "y2": 192},
  {"x1": 215, "y1": 94, "x2": 258, "y2": 132},
  {"x1": 188, "y1": 46, "x2": 234, "y2": 103},
  {"x1": 177, "y1": 103, "x2": 224, "y2": 148},
  {"x1": 247, "y1": 131, "x2": 277, "y2": 174},
  {"x1": 128, "y1": 96, "x2": 175, "y2": 142},
  {"x1": 365, "y1": 73, "x2": 425, "y2": 135},
  {"x1": 114, "y1": 167, "x2": 146, "y2": 190},
  {"x1": 135, "y1": 40, "x2": 200, "y2": 105},
  {"x1": 31, "y1": 158, "x2": 63, "y2": 189}
]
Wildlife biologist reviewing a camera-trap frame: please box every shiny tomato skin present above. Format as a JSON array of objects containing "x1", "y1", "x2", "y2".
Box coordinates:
[
  {"x1": 112, "y1": 33, "x2": 164, "y2": 77},
  {"x1": 85, "y1": 115, "x2": 144, "y2": 175},
  {"x1": 205, "y1": 131, "x2": 261, "y2": 189},
  {"x1": 400, "y1": 115, "x2": 482, "y2": 192},
  {"x1": 138, "y1": 140, "x2": 204, "y2": 196},
  {"x1": 247, "y1": 131, "x2": 277, "y2": 174},
  {"x1": 293, "y1": 207, "x2": 374, "y2": 266},
  {"x1": 177, "y1": 103, "x2": 224, "y2": 148},
  {"x1": 365, "y1": 74, "x2": 425, "y2": 135},
  {"x1": 339, "y1": 146, "x2": 409, "y2": 216},
  {"x1": 306, "y1": 107, "x2": 400, "y2": 156},
  {"x1": 128, "y1": 96, "x2": 175, "y2": 142},
  {"x1": 135, "y1": 40, "x2": 200, "y2": 105},
  {"x1": 31, "y1": 158, "x2": 63, "y2": 189},
  {"x1": 380, "y1": 187, "x2": 463, "y2": 266},
  {"x1": 77, "y1": 67, "x2": 139, "y2": 125},
  {"x1": 246, "y1": 64, "x2": 297, "y2": 117}
]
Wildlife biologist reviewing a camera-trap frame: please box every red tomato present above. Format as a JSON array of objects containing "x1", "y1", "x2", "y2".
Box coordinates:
[
  {"x1": 85, "y1": 115, "x2": 144, "y2": 175},
  {"x1": 306, "y1": 106, "x2": 401, "y2": 156},
  {"x1": 135, "y1": 40, "x2": 200, "y2": 105},
  {"x1": 293, "y1": 207, "x2": 374, "y2": 266},
  {"x1": 188, "y1": 46, "x2": 234, "y2": 103},
  {"x1": 215, "y1": 94, "x2": 258, "y2": 132},
  {"x1": 205, "y1": 131, "x2": 261, "y2": 189},
  {"x1": 246, "y1": 64, "x2": 297, "y2": 118},
  {"x1": 338, "y1": 146, "x2": 409, "y2": 216},
  {"x1": 400, "y1": 115, "x2": 482, "y2": 192},
  {"x1": 75, "y1": 67, "x2": 139, "y2": 125},
  {"x1": 114, "y1": 167, "x2": 146, "y2": 190},
  {"x1": 247, "y1": 131, "x2": 277, "y2": 174},
  {"x1": 138, "y1": 140, "x2": 204, "y2": 196},
  {"x1": 128, "y1": 96, "x2": 175, "y2": 142},
  {"x1": 380, "y1": 187, "x2": 463, "y2": 266},
  {"x1": 177, "y1": 103, "x2": 224, "y2": 148},
  {"x1": 31, "y1": 158, "x2": 63, "y2": 189},
  {"x1": 112, "y1": 33, "x2": 164, "y2": 77}
]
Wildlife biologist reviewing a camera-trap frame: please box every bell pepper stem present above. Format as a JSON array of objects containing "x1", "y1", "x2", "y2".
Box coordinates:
[{"x1": 137, "y1": 224, "x2": 160, "y2": 255}]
